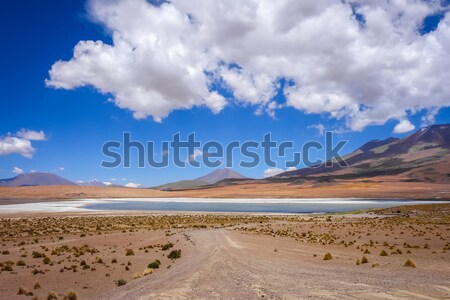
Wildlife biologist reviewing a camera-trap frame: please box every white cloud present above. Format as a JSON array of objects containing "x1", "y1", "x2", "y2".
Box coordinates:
[
  {"x1": 0, "y1": 129, "x2": 47, "y2": 158},
  {"x1": 308, "y1": 123, "x2": 325, "y2": 136},
  {"x1": 188, "y1": 149, "x2": 203, "y2": 162},
  {"x1": 0, "y1": 136, "x2": 35, "y2": 158},
  {"x1": 264, "y1": 166, "x2": 297, "y2": 178},
  {"x1": 102, "y1": 181, "x2": 112, "y2": 186},
  {"x1": 12, "y1": 167, "x2": 24, "y2": 175},
  {"x1": 393, "y1": 119, "x2": 416, "y2": 134},
  {"x1": 47, "y1": 0, "x2": 450, "y2": 130},
  {"x1": 421, "y1": 107, "x2": 440, "y2": 127},
  {"x1": 263, "y1": 168, "x2": 283, "y2": 178},
  {"x1": 58, "y1": 167, "x2": 65, "y2": 171},
  {"x1": 16, "y1": 129, "x2": 47, "y2": 141},
  {"x1": 125, "y1": 182, "x2": 141, "y2": 188}
]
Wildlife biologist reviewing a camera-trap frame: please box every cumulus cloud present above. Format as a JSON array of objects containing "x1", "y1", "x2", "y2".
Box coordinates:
[
  {"x1": 125, "y1": 182, "x2": 141, "y2": 188},
  {"x1": 0, "y1": 129, "x2": 47, "y2": 158},
  {"x1": 16, "y1": 129, "x2": 47, "y2": 141},
  {"x1": 263, "y1": 167, "x2": 296, "y2": 178},
  {"x1": 47, "y1": 0, "x2": 450, "y2": 130},
  {"x1": 263, "y1": 168, "x2": 285, "y2": 178},
  {"x1": 393, "y1": 119, "x2": 416, "y2": 134},
  {"x1": 188, "y1": 149, "x2": 203, "y2": 162},
  {"x1": 308, "y1": 123, "x2": 326, "y2": 136},
  {"x1": 12, "y1": 167, "x2": 24, "y2": 175},
  {"x1": 0, "y1": 136, "x2": 35, "y2": 158}
]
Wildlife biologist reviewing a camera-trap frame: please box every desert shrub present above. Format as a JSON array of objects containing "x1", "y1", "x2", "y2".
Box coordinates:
[
  {"x1": 2, "y1": 265, "x2": 13, "y2": 271},
  {"x1": 125, "y1": 249, "x2": 134, "y2": 256},
  {"x1": 323, "y1": 253, "x2": 333, "y2": 260},
  {"x1": 16, "y1": 260, "x2": 26, "y2": 266},
  {"x1": 2, "y1": 250, "x2": 10, "y2": 255},
  {"x1": 403, "y1": 259, "x2": 416, "y2": 268},
  {"x1": 116, "y1": 279, "x2": 127, "y2": 286},
  {"x1": 363, "y1": 249, "x2": 371, "y2": 254},
  {"x1": 356, "y1": 258, "x2": 360, "y2": 265},
  {"x1": 380, "y1": 250, "x2": 388, "y2": 256},
  {"x1": 361, "y1": 256, "x2": 369, "y2": 264},
  {"x1": 133, "y1": 272, "x2": 141, "y2": 279},
  {"x1": 143, "y1": 268, "x2": 153, "y2": 276},
  {"x1": 168, "y1": 249, "x2": 181, "y2": 260},
  {"x1": 67, "y1": 290, "x2": 78, "y2": 300},
  {"x1": 32, "y1": 268, "x2": 44, "y2": 275},
  {"x1": 161, "y1": 243, "x2": 174, "y2": 251},
  {"x1": 111, "y1": 258, "x2": 117, "y2": 263},
  {"x1": 47, "y1": 291, "x2": 58, "y2": 300},
  {"x1": 43, "y1": 257, "x2": 51, "y2": 264},
  {"x1": 32, "y1": 251, "x2": 44, "y2": 258},
  {"x1": 34, "y1": 282, "x2": 41, "y2": 289},
  {"x1": 148, "y1": 260, "x2": 161, "y2": 269}
]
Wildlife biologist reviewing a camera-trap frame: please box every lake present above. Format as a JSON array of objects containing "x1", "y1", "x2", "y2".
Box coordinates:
[
  {"x1": 83, "y1": 198, "x2": 447, "y2": 214},
  {"x1": 0, "y1": 198, "x2": 447, "y2": 214}
]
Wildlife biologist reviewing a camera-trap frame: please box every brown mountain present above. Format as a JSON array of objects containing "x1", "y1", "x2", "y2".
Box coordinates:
[
  {"x1": 196, "y1": 168, "x2": 247, "y2": 184},
  {"x1": 153, "y1": 169, "x2": 248, "y2": 190},
  {"x1": 0, "y1": 172, "x2": 77, "y2": 187},
  {"x1": 274, "y1": 124, "x2": 450, "y2": 183}
]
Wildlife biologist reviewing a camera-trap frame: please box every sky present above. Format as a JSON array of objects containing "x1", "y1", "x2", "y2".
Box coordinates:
[{"x1": 1, "y1": 0, "x2": 450, "y2": 187}]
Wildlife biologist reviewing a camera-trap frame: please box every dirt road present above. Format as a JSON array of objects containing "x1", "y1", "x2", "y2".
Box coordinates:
[{"x1": 98, "y1": 229, "x2": 450, "y2": 300}]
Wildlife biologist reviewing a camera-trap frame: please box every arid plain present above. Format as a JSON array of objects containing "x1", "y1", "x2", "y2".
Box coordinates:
[{"x1": 0, "y1": 204, "x2": 449, "y2": 300}]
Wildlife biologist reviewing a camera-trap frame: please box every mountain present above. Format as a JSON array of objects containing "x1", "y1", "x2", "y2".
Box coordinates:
[
  {"x1": 0, "y1": 172, "x2": 77, "y2": 187},
  {"x1": 195, "y1": 168, "x2": 247, "y2": 184},
  {"x1": 275, "y1": 124, "x2": 450, "y2": 183},
  {"x1": 153, "y1": 180, "x2": 209, "y2": 190},
  {"x1": 153, "y1": 169, "x2": 248, "y2": 190}
]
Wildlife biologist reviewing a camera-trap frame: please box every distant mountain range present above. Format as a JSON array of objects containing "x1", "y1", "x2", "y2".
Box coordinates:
[
  {"x1": 1, "y1": 125, "x2": 449, "y2": 189},
  {"x1": 273, "y1": 124, "x2": 450, "y2": 184},
  {"x1": 0, "y1": 172, "x2": 77, "y2": 187},
  {"x1": 153, "y1": 169, "x2": 248, "y2": 190}
]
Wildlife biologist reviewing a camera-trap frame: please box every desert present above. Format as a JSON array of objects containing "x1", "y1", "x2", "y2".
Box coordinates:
[{"x1": 0, "y1": 204, "x2": 449, "y2": 300}]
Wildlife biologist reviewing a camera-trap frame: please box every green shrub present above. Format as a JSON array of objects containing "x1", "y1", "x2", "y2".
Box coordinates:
[
  {"x1": 168, "y1": 249, "x2": 181, "y2": 260},
  {"x1": 147, "y1": 260, "x2": 161, "y2": 269},
  {"x1": 161, "y1": 243, "x2": 174, "y2": 251}
]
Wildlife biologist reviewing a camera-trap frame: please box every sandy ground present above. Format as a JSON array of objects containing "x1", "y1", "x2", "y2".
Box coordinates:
[
  {"x1": 1, "y1": 180, "x2": 450, "y2": 203},
  {"x1": 0, "y1": 204, "x2": 449, "y2": 299}
]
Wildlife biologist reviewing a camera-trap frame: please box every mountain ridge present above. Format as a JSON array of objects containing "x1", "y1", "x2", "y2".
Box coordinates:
[{"x1": 0, "y1": 172, "x2": 77, "y2": 187}]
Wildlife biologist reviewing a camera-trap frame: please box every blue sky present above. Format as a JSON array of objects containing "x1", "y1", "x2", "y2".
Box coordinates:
[{"x1": 1, "y1": 0, "x2": 449, "y2": 187}]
